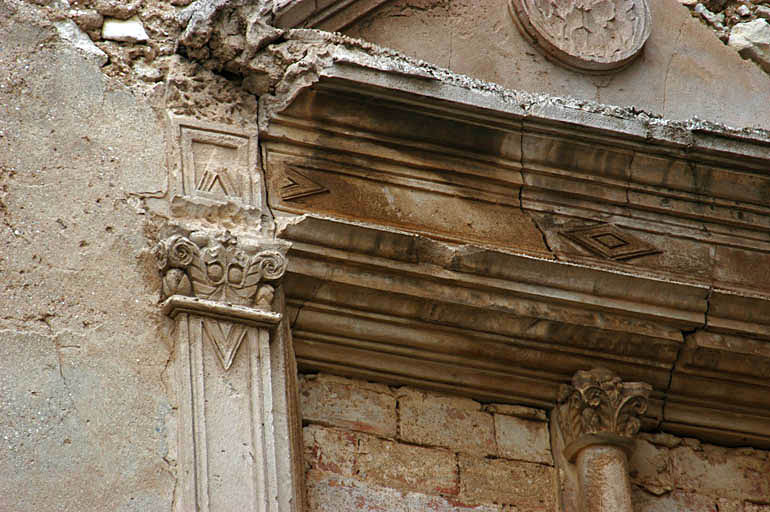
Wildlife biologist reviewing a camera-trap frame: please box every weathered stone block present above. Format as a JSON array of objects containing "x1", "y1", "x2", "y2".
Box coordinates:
[
  {"x1": 458, "y1": 454, "x2": 556, "y2": 510},
  {"x1": 632, "y1": 487, "x2": 742, "y2": 512},
  {"x1": 304, "y1": 425, "x2": 458, "y2": 496},
  {"x1": 629, "y1": 440, "x2": 673, "y2": 496},
  {"x1": 398, "y1": 388, "x2": 496, "y2": 456},
  {"x1": 300, "y1": 374, "x2": 397, "y2": 437},
  {"x1": 745, "y1": 503, "x2": 770, "y2": 512},
  {"x1": 306, "y1": 471, "x2": 500, "y2": 512},
  {"x1": 670, "y1": 443, "x2": 770, "y2": 502},
  {"x1": 494, "y1": 413, "x2": 552, "y2": 465}
]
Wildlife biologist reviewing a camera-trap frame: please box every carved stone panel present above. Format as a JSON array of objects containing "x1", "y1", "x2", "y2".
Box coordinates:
[
  {"x1": 509, "y1": 0, "x2": 652, "y2": 72},
  {"x1": 559, "y1": 224, "x2": 660, "y2": 260},
  {"x1": 170, "y1": 116, "x2": 261, "y2": 207}
]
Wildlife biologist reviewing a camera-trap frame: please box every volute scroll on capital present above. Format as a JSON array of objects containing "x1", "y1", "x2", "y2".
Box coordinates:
[
  {"x1": 557, "y1": 367, "x2": 652, "y2": 461},
  {"x1": 152, "y1": 230, "x2": 289, "y2": 309}
]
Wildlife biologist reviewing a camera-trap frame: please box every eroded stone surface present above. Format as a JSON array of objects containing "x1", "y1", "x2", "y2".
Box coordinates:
[
  {"x1": 495, "y1": 413, "x2": 553, "y2": 465},
  {"x1": 398, "y1": 388, "x2": 496, "y2": 456},
  {"x1": 300, "y1": 374, "x2": 397, "y2": 437}
]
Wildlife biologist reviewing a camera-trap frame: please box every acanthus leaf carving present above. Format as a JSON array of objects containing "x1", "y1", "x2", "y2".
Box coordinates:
[
  {"x1": 556, "y1": 368, "x2": 651, "y2": 457},
  {"x1": 153, "y1": 230, "x2": 288, "y2": 307}
]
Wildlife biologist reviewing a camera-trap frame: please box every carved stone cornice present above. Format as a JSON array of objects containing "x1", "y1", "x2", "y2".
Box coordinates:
[
  {"x1": 153, "y1": 230, "x2": 288, "y2": 308},
  {"x1": 556, "y1": 368, "x2": 651, "y2": 461}
]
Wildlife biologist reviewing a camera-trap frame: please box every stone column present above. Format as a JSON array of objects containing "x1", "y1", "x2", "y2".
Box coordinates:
[
  {"x1": 153, "y1": 231, "x2": 303, "y2": 512},
  {"x1": 555, "y1": 368, "x2": 651, "y2": 512}
]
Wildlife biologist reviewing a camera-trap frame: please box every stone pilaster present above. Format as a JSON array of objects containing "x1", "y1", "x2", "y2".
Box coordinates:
[
  {"x1": 554, "y1": 368, "x2": 651, "y2": 512},
  {"x1": 154, "y1": 230, "x2": 303, "y2": 512}
]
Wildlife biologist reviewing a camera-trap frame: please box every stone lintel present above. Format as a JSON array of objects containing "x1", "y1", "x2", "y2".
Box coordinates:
[{"x1": 279, "y1": 214, "x2": 770, "y2": 449}]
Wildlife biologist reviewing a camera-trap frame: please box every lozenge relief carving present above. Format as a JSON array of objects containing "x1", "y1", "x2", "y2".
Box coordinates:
[
  {"x1": 509, "y1": 0, "x2": 652, "y2": 72},
  {"x1": 557, "y1": 367, "x2": 651, "y2": 459},
  {"x1": 279, "y1": 166, "x2": 329, "y2": 201},
  {"x1": 560, "y1": 223, "x2": 660, "y2": 260}
]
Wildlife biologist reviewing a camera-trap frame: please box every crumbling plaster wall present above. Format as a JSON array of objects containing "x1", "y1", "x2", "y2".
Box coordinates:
[
  {"x1": 301, "y1": 373, "x2": 770, "y2": 512},
  {"x1": 0, "y1": 1, "x2": 257, "y2": 510},
  {"x1": 0, "y1": 2, "x2": 176, "y2": 510}
]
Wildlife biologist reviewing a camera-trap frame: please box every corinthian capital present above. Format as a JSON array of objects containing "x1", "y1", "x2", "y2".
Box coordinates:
[
  {"x1": 152, "y1": 230, "x2": 288, "y2": 308},
  {"x1": 557, "y1": 368, "x2": 651, "y2": 461}
]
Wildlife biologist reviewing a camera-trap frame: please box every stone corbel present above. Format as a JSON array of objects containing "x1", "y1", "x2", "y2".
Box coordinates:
[
  {"x1": 553, "y1": 368, "x2": 652, "y2": 512},
  {"x1": 153, "y1": 230, "x2": 303, "y2": 511}
]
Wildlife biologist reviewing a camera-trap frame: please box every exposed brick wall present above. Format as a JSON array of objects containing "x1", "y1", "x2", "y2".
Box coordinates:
[
  {"x1": 301, "y1": 373, "x2": 770, "y2": 512},
  {"x1": 300, "y1": 373, "x2": 556, "y2": 511}
]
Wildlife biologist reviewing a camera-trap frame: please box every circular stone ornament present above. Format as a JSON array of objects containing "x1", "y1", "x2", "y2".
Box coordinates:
[{"x1": 509, "y1": 0, "x2": 652, "y2": 73}]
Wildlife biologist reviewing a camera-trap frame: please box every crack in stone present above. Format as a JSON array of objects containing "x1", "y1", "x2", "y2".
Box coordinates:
[{"x1": 660, "y1": 286, "x2": 712, "y2": 430}]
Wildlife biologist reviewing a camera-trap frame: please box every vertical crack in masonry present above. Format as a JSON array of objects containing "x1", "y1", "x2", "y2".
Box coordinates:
[{"x1": 660, "y1": 286, "x2": 712, "y2": 429}]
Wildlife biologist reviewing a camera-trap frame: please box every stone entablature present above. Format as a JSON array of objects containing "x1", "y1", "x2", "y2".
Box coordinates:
[{"x1": 165, "y1": 3, "x2": 770, "y2": 450}]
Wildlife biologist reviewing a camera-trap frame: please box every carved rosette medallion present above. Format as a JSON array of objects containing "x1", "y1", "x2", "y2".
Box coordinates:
[
  {"x1": 556, "y1": 368, "x2": 651, "y2": 461},
  {"x1": 509, "y1": 0, "x2": 652, "y2": 72}
]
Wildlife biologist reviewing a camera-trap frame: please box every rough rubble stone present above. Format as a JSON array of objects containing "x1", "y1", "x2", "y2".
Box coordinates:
[
  {"x1": 729, "y1": 18, "x2": 770, "y2": 72},
  {"x1": 68, "y1": 8, "x2": 103, "y2": 32},
  {"x1": 54, "y1": 19, "x2": 107, "y2": 66},
  {"x1": 102, "y1": 15, "x2": 149, "y2": 43},
  {"x1": 93, "y1": 0, "x2": 140, "y2": 19}
]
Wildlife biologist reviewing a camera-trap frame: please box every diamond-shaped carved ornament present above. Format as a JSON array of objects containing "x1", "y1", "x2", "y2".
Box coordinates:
[{"x1": 560, "y1": 224, "x2": 660, "y2": 260}]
